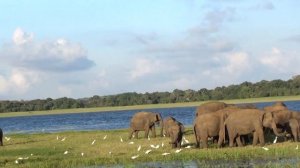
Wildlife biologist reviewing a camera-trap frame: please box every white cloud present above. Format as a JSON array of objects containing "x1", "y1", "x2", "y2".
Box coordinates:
[
  {"x1": 1, "y1": 28, "x2": 95, "y2": 72},
  {"x1": 224, "y1": 52, "x2": 250, "y2": 74},
  {"x1": 260, "y1": 47, "x2": 287, "y2": 71},
  {"x1": 12, "y1": 27, "x2": 33, "y2": 45},
  {"x1": 130, "y1": 58, "x2": 162, "y2": 79}
]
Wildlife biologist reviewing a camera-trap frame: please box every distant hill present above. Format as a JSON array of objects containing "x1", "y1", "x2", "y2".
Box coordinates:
[{"x1": 1, "y1": 75, "x2": 300, "y2": 113}]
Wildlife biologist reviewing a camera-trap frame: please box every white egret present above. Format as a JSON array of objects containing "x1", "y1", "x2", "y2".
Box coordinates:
[
  {"x1": 15, "y1": 160, "x2": 19, "y2": 164},
  {"x1": 120, "y1": 137, "x2": 123, "y2": 142},
  {"x1": 30, "y1": 154, "x2": 33, "y2": 156},
  {"x1": 273, "y1": 136, "x2": 278, "y2": 144},
  {"x1": 162, "y1": 152, "x2": 170, "y2": 156},
  {"x1": 103, "y1": 135, "x2": 107, "y2": 140},
  {"x1": 262, "y1": 147, "x2": 269, "y2": 151},
  {"x1": 91, "y1": 140, "x2": 96, "y2": 145},
  {"x1": 64, "y1": 151, "x2": 68, "y2": 154},
  {"x1": 296, "y1": 145, "x2": 298, "y2": 150},
  {"x1": 145, "y1": 149, "x2": 152, "y2": 154},
  {"x1": 129, "y1": 141, "x2": 134, "y2": 145},
  {"x1": 150, "y1": 144, "x2": 159, "y2": 149},
  {"x1": 81, "y1": 152, "x2": 84, "y2": 156},
  {"x1": 183, "y1": 136, "x2": 189, "y2": 143},
  {"x1": 56, "y1": 136, "x2": 59, "y2": 140},
  {"x1": 131, "y1": 155, "x2": 139, "y2": 159},
  {"x1": 175, "y1": 149, "x2": 182, "y2": 153},
  {"x1": 161, "y1": 142, "x2": 164, "y2": 147},
  {"x1": 61, "y1": 137, "x2": 66, "y2": 141},
  {"x1": 185, "y1": 145, "x2": 192, "y2": 149},
  {"x1": 137, "y1": 145, "x2": 141, "y2": 151},
  {"x1": 5, "y1": 137, "x2": 11, "y2": 141}
]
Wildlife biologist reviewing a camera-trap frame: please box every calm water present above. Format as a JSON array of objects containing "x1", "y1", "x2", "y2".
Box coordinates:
[{"x1": 1, "y1": 101, "x2": 300, "y2": 134}]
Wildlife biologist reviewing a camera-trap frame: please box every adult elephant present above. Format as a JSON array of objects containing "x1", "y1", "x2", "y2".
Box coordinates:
[
  {"x1": 163, "y1": 117, "x2": 185, "y2": 137},
  {"x1": 0, "y1": 128, "x2": 3, "y2": 146},
  {"x1": 195, "y1": 101, "x2": 228, "y2": 117},
  {"x1": 221, "y1": 109, "x2": 284, "y2": 147},
  {"x1": 194, "y1": 109, "x2": 229, "y2": 148},
  {"x1": 129, "y1": 112, "x2": 163, "y2": 139}
]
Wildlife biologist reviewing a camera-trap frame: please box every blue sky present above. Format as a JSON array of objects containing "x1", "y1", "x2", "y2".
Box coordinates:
[{"x1": 0, "y1": 0, "x2": 300, "y2": 100}]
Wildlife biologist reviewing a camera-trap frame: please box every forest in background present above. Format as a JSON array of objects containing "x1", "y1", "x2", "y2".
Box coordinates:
[{"x1": 1, "y1": 76, "x2": 300, "y2": 113}]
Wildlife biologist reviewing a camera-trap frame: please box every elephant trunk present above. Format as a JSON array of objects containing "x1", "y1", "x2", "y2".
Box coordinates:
[
  {"x1": 160, "y1": 119, "x2": 164, "y2": 137},
  {"x1": 271, "y1": 121, "x2": 285, "y2": 137}
]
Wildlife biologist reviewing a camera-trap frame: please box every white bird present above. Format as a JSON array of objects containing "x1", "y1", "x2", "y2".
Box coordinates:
[
  {"x1": 183, "y1": 136, "x2": 189, "y2": 143},
  {"x1": 81, "y1": 152, "x2": 84, "y2": 156},
  {"x1": 262, "y1": 147, "x2": 269, "y2": 151},
  {"x1": 163, "y1": 134, "x2": 166, "y2": 137},
  {"x1": 185, "y1": 145, "x2": 192, "y2": 149},
  {"x1": 15, "y1": 160, "x2": 19, "y2": 164},
  {"x1": 24, "y1": 157, "x2": 29, "y2": 160},
  {"x1": 61, "y1": 137, "x2": 66, "y2": 141},
  {"x1": 137, "y1": 145, "x2": 141, "y2": 151},
  {"x1": 161, "y1": 142, "x2": 164, "y2": 147},
  {"x1": 296, "y1": 145, "x2": 298, "y2": 150},
  {"x1": 162, "y1": 152, "x2": 170, "y2": 156},
  {"x1": 5, "y1": 137, "x2": 11, "y2": 141},
  {"x1": 64, "y1": 151, "x2": 68, "y2": 155},
  {"x1": 181, "y1": 141, "x2": 184, "y2": 145},
  {"x1": 30, "y1": 154, "x2": 33, "y2": 156},
  {"x1": 56, "y1": 136, "x2": 59, "y2": 140},
  {"x1": 150, "y1": 144, "x2": 159, "y2": 149},
  {"x1": 148, "y1": 136, "x2": 150, "y2": 141},
  {"x1": 129, "y1": 141, "x2": 134, "y2": 145},
  {"x1": 91, "y1": 140, "x2": 96, "y2": 145},
  {"x1": 109, "y1": 151, "x2": 112, "y2": 155},
  {"x1": 145, "y1": 149, "x2": 152, "y2": 154},
  {"x1": 175, "y1": 149, "x2": 182, "y2": 153},
  {"x1": 17, "y1": 157, "x2": 24, "y2": 160},
  {"x1": 103, "y1": 135, "x2": 107, "y2": 140},
  {"x1": 120, "y1": 137, "x2": 123, "y2": 142},
  {"x1": 273, "y1": 136, "x2": 278, "y2": 144},
  {"x1": 131, "y1": 155, "x2": 139, "y2": 159}
]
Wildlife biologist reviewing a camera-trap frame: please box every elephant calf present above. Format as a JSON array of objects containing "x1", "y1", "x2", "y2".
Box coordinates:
[
  {"x1": 163, "y1": 117, "x2": 184, "y2": 137},
  {"x1": 0, "y1": 128, "x2": 3, "y2": 146},
  {"x1": 167, "y1": 122, "x2": 184, "y2": 148}
]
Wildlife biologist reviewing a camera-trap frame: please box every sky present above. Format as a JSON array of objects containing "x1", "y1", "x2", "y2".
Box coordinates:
[{"x1": 0, "y1": 0, "x2": 300, "y2": 100}]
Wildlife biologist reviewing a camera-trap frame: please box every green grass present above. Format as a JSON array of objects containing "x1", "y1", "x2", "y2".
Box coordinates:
[
  {"x1": 0, "y1": 129, "x2": 299, "y2": 168},
  {"x1": 1, "y1": 95, "x2": 300, "y2": 118}
]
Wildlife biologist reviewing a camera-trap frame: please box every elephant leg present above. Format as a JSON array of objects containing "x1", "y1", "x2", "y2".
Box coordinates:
[
  {"x1": 151, "y1": 126, "x2": 156, "y2": 138},
  {"x1": 228, "y1": 130, "x2": 235, "y2": 147},
  {"x1": 144, "y1": 127, "x2": 150, "y2": 139},
  {"x1": 134, "y1": 131, "x2": 139, "y2": 139},
  {"x1": 253, "y1": 132, "x2": 258, "y2": 146},
  {"x1": 236, "y1": 136, "x2": 243, "y2": 147},
  {"x1": 128, "y1": 128, "x2": 134, "y2": 139},
  {"x1": 257, "y1": 128, "x2": 265, "y2": 146}
]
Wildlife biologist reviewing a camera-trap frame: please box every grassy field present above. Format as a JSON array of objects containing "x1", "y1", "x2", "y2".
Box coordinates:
[
  {"x1": 0, "y1": 129, "x2": 299, "y2": 168},
  {"x1": 1, "y1": 95, "x2": 300, "y2": 118}
]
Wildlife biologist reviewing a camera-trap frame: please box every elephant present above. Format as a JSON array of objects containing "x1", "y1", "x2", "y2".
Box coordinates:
[
  {"x1": 163, "y1": 117, "x2": 185, "y2": 137},
  {"x1": 129, "y1": 112, "x2": 163, "y2": 139},
  {"x1": 167, "y1": 121, "x2": 184, "y2": 148},
  {"x1": 195, "y1": 101, "x2": 228, "y2": 117},
  {"x1": 220, "y1": 109, "x2": 283, "y2": 147},
  {"x1": 193, "y1": 109, "x2": 228, "y2": 148},
  {"x1": 264, "y1": 101, "x2": 288, "y2": 112},
  {"x1": 0, "y1": 128, "x2": 3, "y2": 146},
  {"x1": 286, "y1": 118, "x2": 300, "y2": 141},
  {"x1": 269, "y1": 109, "x2": 300, "y2": 141}
]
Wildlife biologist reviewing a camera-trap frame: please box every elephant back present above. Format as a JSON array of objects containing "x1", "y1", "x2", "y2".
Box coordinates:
[{"x1": 196, "y1": 101, "x2": 228, "y2": 116}]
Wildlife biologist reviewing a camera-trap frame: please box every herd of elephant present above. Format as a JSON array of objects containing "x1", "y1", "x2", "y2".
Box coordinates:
[{"x1": 128, "y1": 101, "x2": 300, "y2": 148}]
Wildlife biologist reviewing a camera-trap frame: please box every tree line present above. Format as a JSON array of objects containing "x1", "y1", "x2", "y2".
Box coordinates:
[{"x1": 1, "y1": 76, "x2": 300, "y2": 113}]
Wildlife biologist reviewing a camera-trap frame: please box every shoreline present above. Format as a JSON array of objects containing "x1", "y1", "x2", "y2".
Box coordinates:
[{"x1": 0, "y1": 95, "x2": 300, "y2": 118}]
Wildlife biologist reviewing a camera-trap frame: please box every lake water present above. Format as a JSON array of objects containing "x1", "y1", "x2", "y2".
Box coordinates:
[{"x1": 1, "y1": 101, "x2": 300, "y2": 134}]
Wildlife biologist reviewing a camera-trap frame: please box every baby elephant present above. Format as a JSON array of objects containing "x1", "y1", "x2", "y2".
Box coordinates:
[
  {"x1": 164, "y1": 117, "x2": 184, "y2": 148},
  {"x1": 0, "y1": 128, "x2": 3, "y2": 146}
]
